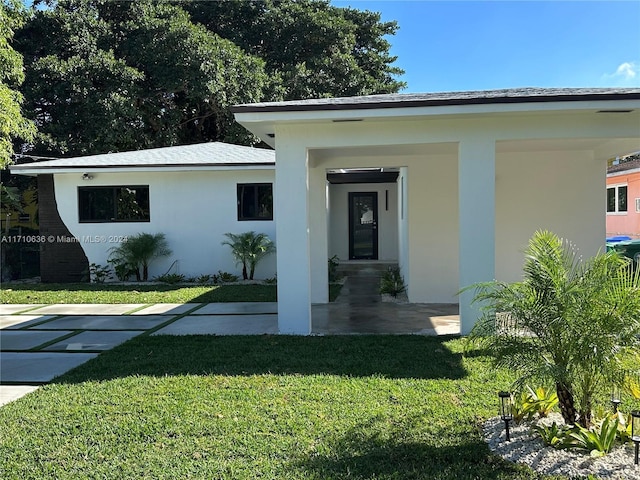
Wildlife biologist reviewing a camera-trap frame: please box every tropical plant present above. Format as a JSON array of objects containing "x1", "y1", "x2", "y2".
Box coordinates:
[
  {"x1": 468, "y1": 230, "x2": 640, "y2": 428},
  {"x1": 88, "y1": 263, "x2": 112, "y2": 283},
  {"x1": 108, "y1": 233, "x2": 172, "y2": 281},
  {"x1": 154, "y1": 273, "x2": 185, "y2": 284},
  {"x1": 214, "y1": 271, "x2": 240, "y2": 284},
  {"x1": 565, "y1": 416, "x2": 619, "y2": 457},
  {"x1": 328, "y1": 255, "x2": 341, "y2": 282},
  {"x1": 380, "y1": 266, "x2": 406, "y2": 297},
  {"x1": 221, "y1": 231, "x2": 275, "y2": 280},
  {"x1": 532, "y1": 422, "x2": 570, "y2": 449}
]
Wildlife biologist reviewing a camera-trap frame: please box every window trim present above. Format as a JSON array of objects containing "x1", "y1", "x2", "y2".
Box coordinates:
[
  {"x1": 607, "y1": 184, "x2": 628, "y2": 215},
  {"x1": 237, "y1": 183, "x2": 273, "y2": 221},
  {"x1": 78, "y1": 185, "x2": 151, "y2": 223}
]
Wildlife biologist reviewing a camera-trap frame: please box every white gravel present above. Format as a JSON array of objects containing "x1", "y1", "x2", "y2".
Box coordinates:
[{"x1": 483, "y1": 413, "x2": 640, "y2": 479}]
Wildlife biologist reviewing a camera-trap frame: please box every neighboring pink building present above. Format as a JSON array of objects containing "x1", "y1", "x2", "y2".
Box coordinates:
[{"x1": 607, "y1": 157, "x2": 640, "y2": 239}]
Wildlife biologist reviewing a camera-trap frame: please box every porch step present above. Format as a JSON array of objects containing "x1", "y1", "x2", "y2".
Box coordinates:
[{"x1": 336, "y1": 261, "x2": 397, "y2": 277}]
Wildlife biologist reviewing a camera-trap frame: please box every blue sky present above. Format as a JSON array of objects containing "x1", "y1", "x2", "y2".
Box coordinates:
[{"x1": 332, "y1": 1, "x2": 640, "y2": 93}]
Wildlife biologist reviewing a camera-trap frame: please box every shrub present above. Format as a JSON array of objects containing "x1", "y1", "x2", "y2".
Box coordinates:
[
  {"x1": 222, "y1": 231, "x2": 275, "y2": 280},
  {"x1": 380, "y1": 266, "x2": 406, "y2": 297},
  {"x1": 155, "y1": 273, "x2": 185, "y2": 284},
  {"x1": 108, "y1": 233, "x2": 172, "y2": 281},
  {"x1": 468, "y1": 230, "x2": 640, "y2": 428},
  {"x1": 328, "y1": 255, "x2": 341, "y2": 282},
  {"x1": 195, "y1": 274, "x2": 212, "y2": 284},
  {"x1": 215, "y1": 271, "x2": 239, "y2": 283},
  {"x1": 88, "y1": 263, "x2": 112, "y2": 283}
]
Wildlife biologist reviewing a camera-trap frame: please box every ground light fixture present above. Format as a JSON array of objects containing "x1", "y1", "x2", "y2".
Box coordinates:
[
  {"x1": 498, "y1": 391, "x2": 513, "y2": 442},
  {"x1": 632, "y1": 410, "x2": 640, "y2": 466},
  {"x1": 611, "y1": 384, "x2": 621, "y2": 413}
]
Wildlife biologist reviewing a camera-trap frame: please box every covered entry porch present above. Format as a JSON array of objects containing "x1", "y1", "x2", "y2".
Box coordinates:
[{"x1": 232, "y1": 88, "x2": 640, "y2": 336}]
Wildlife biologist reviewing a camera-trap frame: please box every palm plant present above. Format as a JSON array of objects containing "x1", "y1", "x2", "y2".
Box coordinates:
[
  {"x1": 468, "y1": 230, "x2": 640, "y2": 428},
  {"x1": 222, "y1": 231, "x2": 275, "y2": 280},
  {"x1": 108, "y1": 233, "x2": 171, "y2": 281}
]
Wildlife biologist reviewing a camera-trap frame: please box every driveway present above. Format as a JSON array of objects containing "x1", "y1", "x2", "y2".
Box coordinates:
[{"x1": 0, "y1": 302, "x2": 279, "y2": 404}]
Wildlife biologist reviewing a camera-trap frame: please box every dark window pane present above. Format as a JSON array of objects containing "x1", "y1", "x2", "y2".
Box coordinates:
[
  {"x1": 618, "y1": 186, "x2": 627, "y2": 212},
  {"x1": 116, "y1": 187, "x2": 150, "y2": 221},
  {"x1": 79, "y1": 186, "x2": 149, "y2": 222},
  {"x1": 607, "y1": 188, "x2": 616, "y2": 212},
  {"x1": 79, "y1": 188, "x2": 114, "y2": 221},
  {"x1": 257, "y1": 185, "x2": 273, "y2": 219},
  {"x1": 238, "y1": 184, "x2": 273, "y2": 220}
]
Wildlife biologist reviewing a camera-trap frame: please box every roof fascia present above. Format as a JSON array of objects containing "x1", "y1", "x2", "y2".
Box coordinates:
[
  {"x1": 10, "y1": 164, "x2": 275, "y2": 176},
  {"x1": 234, "y1": 99, "x2": 640, "y2": 125}
]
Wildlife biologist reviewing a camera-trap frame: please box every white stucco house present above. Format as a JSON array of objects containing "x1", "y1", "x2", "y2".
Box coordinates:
[{"x1": 11, "y1": 87, "x2": 640, "y2": 335}]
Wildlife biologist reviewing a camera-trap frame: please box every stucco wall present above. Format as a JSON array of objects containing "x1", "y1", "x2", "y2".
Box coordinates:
[
  {"x1": 606, "y1": 169, "x2": 640, "y2": 239},
  {"x1": 404, "y1": 154, "x2": 459, "y2": 303},
  {"x1": 495, "y1": 149, "x2": 605, "y2": 283},
  {"x1": 328, "y1": 182, "x2": 398, "y2": 261},
  {"x1": 52, "y1": 169, "x2": 277, "y2": 280}
]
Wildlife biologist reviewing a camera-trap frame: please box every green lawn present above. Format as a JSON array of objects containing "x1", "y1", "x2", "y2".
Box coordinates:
[
  {"x1": 0, "y1": 283, "x2": 344, "y2": 304},
  {"x1": 0, "y1": 336, "x2": 569, "y2": 480}
]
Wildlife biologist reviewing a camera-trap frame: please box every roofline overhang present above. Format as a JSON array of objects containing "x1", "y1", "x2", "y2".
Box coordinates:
[
  {"x1": 10, "y1": 163, "x2": 275, "y2": 176},
  {"x1": 232, "y1": 91, "x2": 640, "y2": 114}
]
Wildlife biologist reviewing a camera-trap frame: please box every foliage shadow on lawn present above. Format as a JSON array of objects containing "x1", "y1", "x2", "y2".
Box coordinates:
[
  {"x1": 54, "y1": 335, "x2": 467, "y2": 383},
  {"x1": 294, "y1": 416, "x2": 539, "y2": 480}
]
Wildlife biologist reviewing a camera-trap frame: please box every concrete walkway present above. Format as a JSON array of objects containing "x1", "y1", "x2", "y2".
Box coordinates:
[{"x1": 1, "y1": 293, "x2": 460, "y2": 406}]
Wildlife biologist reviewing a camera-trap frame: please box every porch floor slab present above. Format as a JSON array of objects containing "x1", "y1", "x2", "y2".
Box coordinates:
[{"x1": 312, "y1": 303, "x2": 459, "y2": 335}]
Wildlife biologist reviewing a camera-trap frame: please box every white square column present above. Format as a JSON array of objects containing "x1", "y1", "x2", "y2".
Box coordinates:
[
  {"x1": 275, "y1": 133, "x2": 312, "y2": 334},
  {"x1": 458, "y1": 138, "x2": 496, "y2": 335},
  {"x1": 309, "y1": 163, "x2": 329, "y2": 303}
]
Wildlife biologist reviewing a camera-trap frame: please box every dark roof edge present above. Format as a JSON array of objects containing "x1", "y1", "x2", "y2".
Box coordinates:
[
  {"x1": 10, "y1": 162, "x2": 276, "y2": 171},
  {"x1": 232, "y1": 91, "x2": 640, "y2": 114}
]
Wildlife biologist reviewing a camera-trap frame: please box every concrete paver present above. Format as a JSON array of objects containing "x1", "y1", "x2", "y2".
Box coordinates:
[
  {"x1": 194, "y1": 302, "x2": 277, "y2": 315},
  {"x1": 0, "y1": 305, "x2": 45, "y2": 314},
  {"x1": 153, "y1": 314, "x2": 278, "y2": 335},
  {"x1": 31, "y1": 315, "x2": 167, "y2": 330},
  {"x1": 0, "y1": 330, "x2": 76, "y2": 351},
  {"x1": 32, "y1": 304, "x2": 145, "y2": 315},
  {"x1": 0, "y1": 315, "x2": 55, "y2": 329},
  {"x1": 1, "y1": 296, "x2": 461, "y2": 405},
  {"x1": 1, "y1": 352, "x2": 99, "y2": 383},
  {"x1": 132, "y1": 303, "x2": 203, "y2": 315},
  {"x1": 0, "y1": 385, "x2": 39, "y2": 406},
  {"x1": 43, "y1": 331, "x2": 142, "y2": 351}
]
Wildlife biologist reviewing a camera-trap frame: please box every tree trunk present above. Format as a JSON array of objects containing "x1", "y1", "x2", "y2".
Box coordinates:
[
  {"x1": 578, "y1": 405, "x2": 592, "y2": 429},
  {"x1": 556, "y1": 383, "x2": 577, "y2": 425},
  {"x1": 242, "y1": 263, "x2": 248, "y2": 280},
  {"x1": 143, "y1": 264, "x2": 149, "y2": 281},
  {"x1": 249, "y1": 264, "x2": 255, "y2": 280}
]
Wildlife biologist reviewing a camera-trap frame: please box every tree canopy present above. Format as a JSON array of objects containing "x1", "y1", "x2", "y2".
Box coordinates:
[
  {"x1": 0, "y1": 0, "x2": 35, "y2": 167},
  {"x1": 15, "y1": 0, "x2": 405, "y2": 157}
]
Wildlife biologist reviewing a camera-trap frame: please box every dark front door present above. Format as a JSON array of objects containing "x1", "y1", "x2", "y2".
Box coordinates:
[{"x1": 349, "y1": 192, "x2": 378, "y2": 260}]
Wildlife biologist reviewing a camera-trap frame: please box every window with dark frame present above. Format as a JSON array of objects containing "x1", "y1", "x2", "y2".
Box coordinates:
[
  {"x1": 78, "y1": 186, "x2": 150, "y2": 222},
  {"x1": 237, "y1": 183, "x2": 273, "y2": 221},
  {"x1": 607, "y1": 185, "x2": 627, "y2": 213}
]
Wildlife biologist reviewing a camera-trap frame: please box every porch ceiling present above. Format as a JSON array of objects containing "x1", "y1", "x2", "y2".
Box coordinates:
[
  {"x1": 308, "y1": 138, "x2": 639, "y2": 164},
  {"x1": 311, "y1": 142, "x2": 457, "y2": 162}
]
